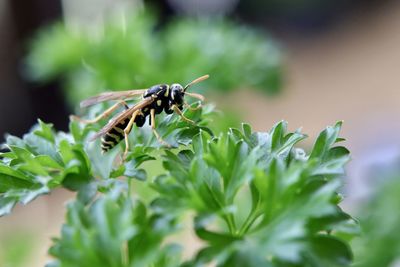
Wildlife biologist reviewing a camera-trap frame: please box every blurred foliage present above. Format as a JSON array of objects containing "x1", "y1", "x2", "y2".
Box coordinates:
[
  {"x1": 26, "y1": 11, "x2": 282, "y2": 108},
  {"x1": 0, "y1": 231, "x2": 36, "y2": 267},
  {"x1": 352, "y1": 176, "x2": 400, "y2": 267}
]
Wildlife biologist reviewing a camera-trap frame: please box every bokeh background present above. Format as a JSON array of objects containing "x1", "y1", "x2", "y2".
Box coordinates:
[{"x1": 1, "y1": 0, "x2": 400, "y2": 266}]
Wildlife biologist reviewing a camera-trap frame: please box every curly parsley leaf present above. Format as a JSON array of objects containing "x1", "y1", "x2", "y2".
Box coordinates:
[
  {"x1": 0, "y1": 104, "x2": 216, "y2": 216},
  {"x1": 153, "y1": 121, "x2": 356, "y2": 267},
  {"x1": 0, "y1": 120, "x2": 91, "y2": 216},
  {"x1": 47, "y1": 181, "x2": 181, "y2": 267}
]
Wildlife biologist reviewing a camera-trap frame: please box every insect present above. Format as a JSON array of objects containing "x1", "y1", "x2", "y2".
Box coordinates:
[{"x1": 71, "y1": 75, "x2": 209, "y2": 159}]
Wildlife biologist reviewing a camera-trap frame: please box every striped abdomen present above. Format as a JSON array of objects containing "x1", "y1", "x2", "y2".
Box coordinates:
[
  {"x1": 101, "y1": 119, "x2": 128, "y2": 152},
  {"x1": 101, "y1": 113, "x2": 147, "y2": 153}
]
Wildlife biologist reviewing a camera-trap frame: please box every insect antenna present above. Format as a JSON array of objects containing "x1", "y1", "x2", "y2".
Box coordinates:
[{"x1": 183, "y1": 74, "x2": 209, "y2": 92}]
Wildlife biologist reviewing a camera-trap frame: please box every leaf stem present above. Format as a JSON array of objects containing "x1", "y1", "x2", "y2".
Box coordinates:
[
  {"x1": 238, "y1": 210, "x2": 262, "y2": 236},
  {"x1": 122, "y1": 241, "x2": 129, "y2": 266},
  {"x1": 224, "y1": 214, "x2": 236, "y2": 235},
  {"x1": 128, "y1": 178, "x2": 132, "y2": 198},
  {"x1": 203, "y1": 177, "x2": 237, "y2": 234}
]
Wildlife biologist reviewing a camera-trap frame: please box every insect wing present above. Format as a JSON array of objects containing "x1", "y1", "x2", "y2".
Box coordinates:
[
  {"x1": 89, "y1": 97, "x2": 154, "y2": 141},
  {"x1": 80, "y1": 89, "x2": 147, "y2": 108}
]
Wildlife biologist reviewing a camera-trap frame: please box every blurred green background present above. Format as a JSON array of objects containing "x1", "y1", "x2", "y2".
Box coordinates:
[
  {"x1": 1, "y1": 0, "x2": 400, "y2": 266},
  {"x1": 26, "y1": 13, "x2": 282, "y2": 107}
]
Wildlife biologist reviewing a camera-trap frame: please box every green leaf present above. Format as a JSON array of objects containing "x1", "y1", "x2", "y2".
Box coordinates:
[
  {"x1": 0, "y1": 197, "x2": 17, "y2": 216},
  {"x1": 310, "y1": 121, "x2": 343, "y2": 160},
  {"x1": 124, "y1": 167, "x2": 147, "y2": 181},
  {"x1": 0, "y1": 174, "x2": 32, "y2": 193},
  {"x1": 0, "y1": 121, "x2": 96, "y2": 215},
  {"x1": 195, "y1": 224, "x2": 239, "y2": 247},
  {"x1": 311, "y1": 146, "x2": 350, "y2": 176},
  {"x1": 352, "y1": 176, "x2": 400, "y2": 267},
  {"x1": 270, "y1": 121, "x2": 286, "y2": 152},
  {"x1": 34, "y1": 119, "x2": 55, "y2": 144},
  {"x1": 77, "y1": 181, "x2": 98, "y2": 205},
  {"x1": 49, "y1": 185, "x2": 182, "y2": 267},
  {"x1": 166, "y1": 122, "x2": 357, "y2": 266},
  {"x1": 0, "y1": 163, "x2": 29, "y2": 180},
  {"x1": 310, "y1": 235, "x2": 353, "y2": 266},
  {"x1": 242, "y1": 123, "x2": 252, "y2": 139},
  {"x1": 34, "y1": 155, "x2": 63, "y2": 169}
]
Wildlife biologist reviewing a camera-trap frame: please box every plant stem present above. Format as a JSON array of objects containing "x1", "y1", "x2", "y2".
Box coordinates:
[
  {"x1": 128, "y1": 178, "x2": 132, "y2": 198},
  {"x1": 238, "y1": 210, "x2": 262, "y2": 236},
  {"x1": 203, "y1": 179, "x2": 237, "y2": 234},
  {"x1": 224, "y1": 214, "x2": 236, "y2": 235}
]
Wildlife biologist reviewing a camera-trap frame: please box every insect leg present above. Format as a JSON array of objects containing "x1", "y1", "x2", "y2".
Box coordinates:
[
  {"x1": 71, "y1": 100, "x2": 129, "y2": 124},
  {"x1": 150, "y1": 109, "x2": 170, "y2": 147},
  {"x1": 172, "y1": 105, "x2": 195, "y2": 124},
  {"x1": 122, "y1": 110, "x2": 139, "y2": 160},
  {"x1": 184, "y1": 101, "x2": 202, "y2": 111},
  {"x1": 185, "y1": 92, "x2": 205, "y2": 101}
]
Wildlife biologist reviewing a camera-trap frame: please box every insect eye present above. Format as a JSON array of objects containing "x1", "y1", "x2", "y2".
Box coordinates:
[{"x1": 171, "y1": 84, "x2": 183, "y2": 91}]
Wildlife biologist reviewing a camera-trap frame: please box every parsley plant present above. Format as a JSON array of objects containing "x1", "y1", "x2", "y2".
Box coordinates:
[{"x1": 0, "y1": 104, "x2": 357, "y2": 266}]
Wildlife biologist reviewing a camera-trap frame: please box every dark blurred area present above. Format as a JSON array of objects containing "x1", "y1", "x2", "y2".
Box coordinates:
[
  {"x1": 236, "y1": 0, "x2": 384, "y2": 34},
  {"x1": 1, "y1": 0, "x2": 66, "y2": 139},
  {"x1": 0, "y1": 0, "x2": 393, "y2": 140}
]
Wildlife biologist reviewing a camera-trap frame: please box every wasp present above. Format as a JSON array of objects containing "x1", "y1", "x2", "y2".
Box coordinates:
[{"x1": 71, "y1": 75, "x2": 209, "y2": 159}]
